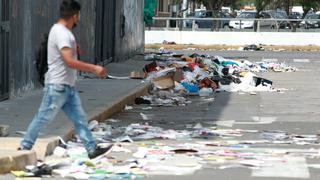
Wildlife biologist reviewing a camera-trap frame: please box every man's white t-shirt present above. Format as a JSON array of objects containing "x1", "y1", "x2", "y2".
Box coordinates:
[{"x1": 45, "y1": 24, "x2": 78, "y2": 86}]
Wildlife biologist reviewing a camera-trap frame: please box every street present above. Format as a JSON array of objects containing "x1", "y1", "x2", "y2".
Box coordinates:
[
  {"x1": 3, "y1": 0, "x2": 320, "y2": 179},
  {"x1": 108, "y1": 50, "x2": 320, "y2": 180},
  {"x1": 2, "y1": 50, "x2": 318, "y2": 180}
]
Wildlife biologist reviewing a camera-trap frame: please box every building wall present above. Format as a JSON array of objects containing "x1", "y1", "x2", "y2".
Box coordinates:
[
  {"x1": 9, "y1": 0, "x2": 95, "y2": 96},
  {"x1": 114, "y1": 0, "x2": 145, "y2": 62},
  {"x1": 0, "y1": 0, "x2": 10, "y2": 101},
  {"x1": 7, "y1": 0, "x2": 144, "y2": 98},
  {"x1": 74, "y1": 0, "x2": 96, "y2": 63}
]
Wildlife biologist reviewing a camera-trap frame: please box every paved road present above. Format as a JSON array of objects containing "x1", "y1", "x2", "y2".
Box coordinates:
[
  {"x1": 110, "y1": 50, "x2": 320, "y2": 180},
  {"x1": 2, "y1": 50, "x2": 320, "y2": 179}
]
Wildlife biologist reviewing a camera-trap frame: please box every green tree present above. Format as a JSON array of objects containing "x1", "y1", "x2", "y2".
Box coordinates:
[
  {"x1": 144, "y1": 0, "x2": 157, "y2": 28},
  {"x1": 230, "y1": 0, "x2": 254, "y2": 10},
  {"x1": 255, "y1": 0, "x2": 271, "y2": 12}
]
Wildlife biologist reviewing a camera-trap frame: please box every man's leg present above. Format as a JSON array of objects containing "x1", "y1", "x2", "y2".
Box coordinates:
[
  {"x1": 61, "y1": 90, "x2": 96, "y2": 153},
  {"x1": 21, "y1": 85, "x2": 67, "y2": 149}
]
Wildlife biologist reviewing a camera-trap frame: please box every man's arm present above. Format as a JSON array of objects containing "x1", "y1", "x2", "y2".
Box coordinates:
[{"x1": 60, "y1": 47, "x2": 106, "y2": 77}]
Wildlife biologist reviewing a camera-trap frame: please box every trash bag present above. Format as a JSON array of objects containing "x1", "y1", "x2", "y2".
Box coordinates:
[{"x1": 181, "y1": 82, "x2": 199, "y2": 93}]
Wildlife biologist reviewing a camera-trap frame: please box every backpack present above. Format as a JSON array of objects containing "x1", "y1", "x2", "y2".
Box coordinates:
[{"x1": 35, "y1": 34, "x2": 48, "y2": 86}]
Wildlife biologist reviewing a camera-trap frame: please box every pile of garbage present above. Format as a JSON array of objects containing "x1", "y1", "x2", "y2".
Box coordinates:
[{"x1": 144, "y1": 52, "x2": 297, "y2": 95}]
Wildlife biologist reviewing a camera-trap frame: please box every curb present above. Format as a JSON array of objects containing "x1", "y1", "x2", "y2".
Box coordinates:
[
  {"x1": 0, "y1": 137, "x2": 60, "y2": 174},
  {"x1": 0, "y1": 151, "x2": 37, "y2": 174},
  {"x1": 0, "y1": 83, "x2": 151, "y2": 174}
]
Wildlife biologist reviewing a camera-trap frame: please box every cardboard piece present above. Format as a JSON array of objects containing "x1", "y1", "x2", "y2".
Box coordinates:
[
  {"x1": 199, "y1": 77, "x2": 218, "y2": 90},
  {"x1": 153, "y1": 74, "x2": 175, "y2": 90},
  {"x1": 173, "y1": 68, "x2": 184, "y2": 82}
]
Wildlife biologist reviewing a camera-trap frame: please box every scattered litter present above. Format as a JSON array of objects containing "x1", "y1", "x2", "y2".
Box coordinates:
[
  {"x1": 162, "y1": 40, "x2": 176, "y2": 45},
  {"x1": 135, "y1": 97, "x2": 151, "y2": 105},
  {"x1": 11, "y1": 163, "x2": 52, "y2": 178},
  {"x1": 250, "y1": 92, "x2": 257, "y2": 95},
  {"x1": 106, "y1": 75, "x2": 130, "y2": 80},
  {"x1": 153, "y1": 74, "x2": 175, "y2": 90},
  {"x1": 11, "y1": 171, "x2": 33, "y2": 178},
  {"x1": 53, "y1": 146, "x2": 67, "y2": 158},
  {"x1": 140, "y1": 113, "x2": 149, "y2": 121},
  {"x1": 113, "y1": 135, "x2": 134, "y2": 143},
  {"x1": 193, "y1": 123, "x2": 203, "y2": 129},
  {"x1": 142, "y1": 107, "x2": 153, "y2": 110},
  {"x1": 13, "y1": 121, "x2": 319, "y2": 179},
  {"x1": 199, "y1": 88, "x2": 213, "y2": 97},
  {"x1": 124, "y1": 105, "x2": 133, "y2": 111},
  {"x1": 106, "y1": 119, "x2": 120, "y2": 123},
  {"x1": 13, "y1": 51, "x2": 303, "y2": 179},
  {"x1": 15, "y1": 131, "x2": 27, "y2": 136},
  {"x1": 243, "y1": 44, "x2": 264, "y2": 51}
]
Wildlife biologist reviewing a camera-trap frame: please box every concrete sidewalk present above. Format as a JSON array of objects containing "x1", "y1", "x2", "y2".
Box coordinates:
[{"x1": 0, "y1": 55, "x2": 150, "y2": 173}]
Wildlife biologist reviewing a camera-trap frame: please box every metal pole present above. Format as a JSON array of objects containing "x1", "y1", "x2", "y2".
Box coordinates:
[
  {"x1": 182, "y1": 0, "x2": 188, "y2": 28},
  {"x1": 192, "y1": 19, "x2": 195, "y2": 31},
  {"x1": 176, "y1": 19, "x2": 179, "y2": 30}
]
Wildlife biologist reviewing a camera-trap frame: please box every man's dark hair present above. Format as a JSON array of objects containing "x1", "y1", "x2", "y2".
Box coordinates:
[{"x1": 60, "y1": 0, "x2": 81, "y2": 19}]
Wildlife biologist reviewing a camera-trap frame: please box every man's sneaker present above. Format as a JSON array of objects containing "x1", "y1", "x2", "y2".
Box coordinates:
[{"x1": 88, "y1": 144, "x2": 113, "y2": 159}]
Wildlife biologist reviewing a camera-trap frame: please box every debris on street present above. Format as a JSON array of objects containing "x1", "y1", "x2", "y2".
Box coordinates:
[
  {"x1": 10, "y1": 51, "x2": 303, "y2": 179},
  {"x1": 11, "y1": 121, "x2": 320, "y2": 179},
  {"x1": 143, "y1": 51, "x2": 297, "y2": 95},
  {"x1": 243, "y1": 44, "x2": 264, "y2": 51}
]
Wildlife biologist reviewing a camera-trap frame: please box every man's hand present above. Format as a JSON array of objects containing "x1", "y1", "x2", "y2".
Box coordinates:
[{"x1": 94, "y1": 66, "x2": 107, "y2": 78}]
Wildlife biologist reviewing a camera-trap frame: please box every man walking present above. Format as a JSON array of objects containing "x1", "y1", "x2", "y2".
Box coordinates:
[{"x1": 20, "y1": 0, "x2": 112, "y2": 159}]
